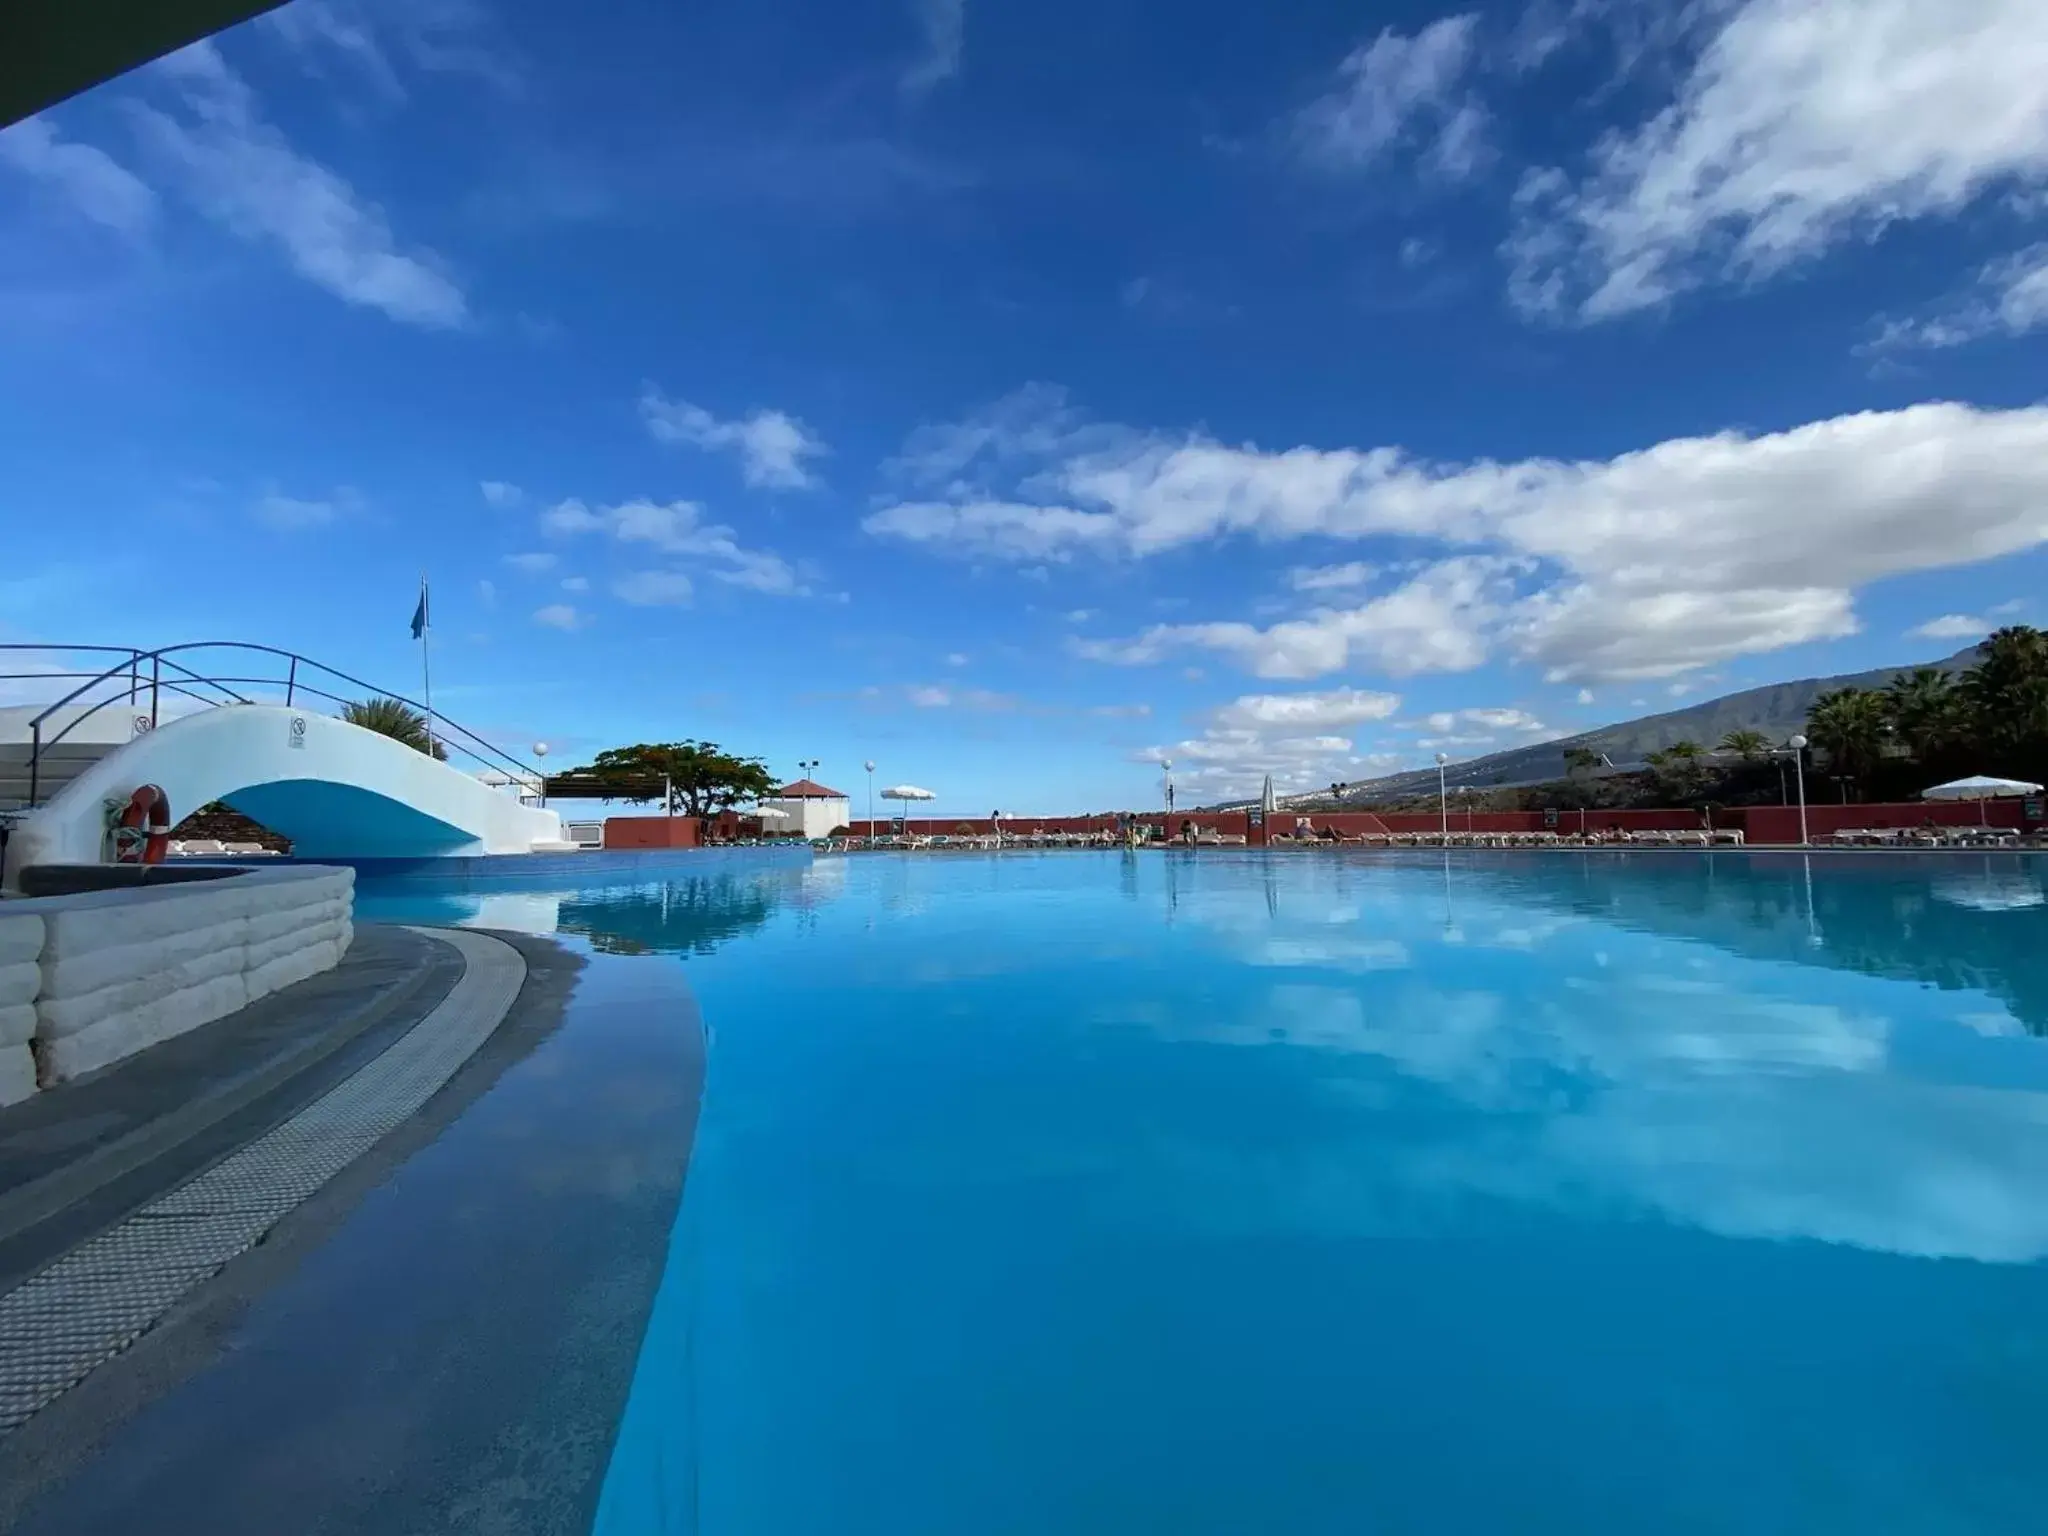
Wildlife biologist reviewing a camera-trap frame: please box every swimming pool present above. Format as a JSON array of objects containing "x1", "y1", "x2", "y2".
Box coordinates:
[{"x1": 365, "y1": 849, "x2": 2048, "y2": 1534}]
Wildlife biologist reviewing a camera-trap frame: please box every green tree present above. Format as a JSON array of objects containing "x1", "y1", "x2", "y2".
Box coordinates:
[
  {"x1": 341, "y1": 697, "x2": 446, "y2": 760},
  {"x1": 1882, "y1": 668, "x2": 1958, "y2": 763},
  {"x1": 1957, "y1": 626, "x2": 2048, "y2": 770},
  {"x1": 1562, "y1": 745, "x2": 1602, "y2": 777},
  {"x1": 572, "y1": 740, "x2": 777, "y2": 817},
  {"x1": 1804, "y1": 688, "x2": 1891, "y2": 787},
  {"x1": 1718, "y1": 728, "x2": 1770, "y2": 760}
]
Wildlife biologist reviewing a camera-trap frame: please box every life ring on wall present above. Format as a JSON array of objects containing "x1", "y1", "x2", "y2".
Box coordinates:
[{"x1": 112, "y1": 784, "x2": 171, "y2": 865}]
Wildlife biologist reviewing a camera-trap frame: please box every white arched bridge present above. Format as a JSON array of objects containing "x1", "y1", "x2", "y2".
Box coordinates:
[{"x1": 1, "y1": 644, "x2": 566, "y2": 887}]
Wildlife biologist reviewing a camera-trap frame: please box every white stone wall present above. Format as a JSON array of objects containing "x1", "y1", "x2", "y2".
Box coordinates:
[
  {"x1": 0, "y1": 911, "x2": 42, "y2": 1108},
  {"x1": 0, "y1": 866, "x2": 354, "y2": 1103}
]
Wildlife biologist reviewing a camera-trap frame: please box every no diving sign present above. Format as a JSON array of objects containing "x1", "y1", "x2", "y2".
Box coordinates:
[{"x1": 288, "y1": 715, "x2": 308, "y2": 750}]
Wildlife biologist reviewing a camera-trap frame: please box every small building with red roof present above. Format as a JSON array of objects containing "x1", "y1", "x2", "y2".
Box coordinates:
[{"x1": 760, "y1": 776, "x2": 851, "y2": 839}]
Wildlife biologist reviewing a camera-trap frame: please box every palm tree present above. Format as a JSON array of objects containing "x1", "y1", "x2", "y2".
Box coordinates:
[
  {"x1": 1958, "y1": 625, "x2": 2048, "y2": 768},
  {"x1": 1804, "y1": 688, "x2": 1889, "y2": 787},
  {"x1": 1882, "y1": 668, "x2": 1957, "y2": 763},
  {"x1": 341, "y1": 697, "x2": 446, "y2": 760},
  {"x1": 1718, "y1": 728, "x2": 1769, "y2": 761}
]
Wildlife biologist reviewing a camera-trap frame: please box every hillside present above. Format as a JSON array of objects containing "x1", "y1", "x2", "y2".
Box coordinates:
[{"x1": 1315, "y1": 644, "x2": 1983, "y2": 806}]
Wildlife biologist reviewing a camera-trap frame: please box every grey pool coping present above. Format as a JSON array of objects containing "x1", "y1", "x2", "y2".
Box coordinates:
[
  {"x1": 0, "y1": 929, "x2": 527, "y2": 1436},
  {"x1": 0, "y1": 925, "x2": 462, "y2": 1284},
  {"x1": 0, "y1": 927, "x2": 697, "y2": 1536}
]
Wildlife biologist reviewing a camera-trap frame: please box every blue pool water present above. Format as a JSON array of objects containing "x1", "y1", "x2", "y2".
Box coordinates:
[{"x1": 360, "y1": 850, "x2": 2048, "y2": 1534}]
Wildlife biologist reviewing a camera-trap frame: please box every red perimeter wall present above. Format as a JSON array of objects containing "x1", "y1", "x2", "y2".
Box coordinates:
[
  {"x1": 603, "y1": 815, "x2": 703, "y2": 848},
  {"x1": 850, "y1": 799, "x2": 2039, "y2": 846}
]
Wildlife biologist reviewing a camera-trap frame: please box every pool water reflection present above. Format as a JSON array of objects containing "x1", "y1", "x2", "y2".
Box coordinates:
[{"x1": 363, "y1": 851, "x2": 2048, "y2": 1535}]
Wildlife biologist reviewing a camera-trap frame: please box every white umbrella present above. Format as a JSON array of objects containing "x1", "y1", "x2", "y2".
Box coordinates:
[
  {"x1": 879, "y1": 784, "x2": 935, "y2": 836},
  {"x1": 1923, "y1": 774, "x2": 2043, "y2": 825},
  {"x1": 747, "y1": 805, "x2": 790, "y2": 821}
]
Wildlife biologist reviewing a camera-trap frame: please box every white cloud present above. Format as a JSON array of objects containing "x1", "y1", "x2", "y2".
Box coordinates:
[
  {"x1": 541, "y1": 496, "x2": 809, "y2": 597},
  {"x1": 1507, "y1": 0, "x2": 2048, "y2": 320},
  {"x1": 612, "y1": 570, "x2": 693, "y2": 606},
  {"x1": 1576, "y1": 687, "x2": 1596, "y2": 704},
  {"x1": 261, "y1": 0, "x2": 521, "y2": 96},
  {"x1": 909, "y1": 685, "x2": 952, "y2": 708},
  {"x1": 476, "y1": 578, "x2": 496, "y2": 607},
  {"x1": 1289, "y1": 560, "x2": 1380, "y2": 592},
  {"x1": 944, "y1": 651, "x2": 970, "y2": 666},
  {"x1": 504, "y1": 551, "x2": 555, "y2": 572},
  {"x1": 560, "y1": 575, "x2": 589, "y2": 593},
  {"x1": 133, "y1": 42, "x2": 466, "y2": 328},
  {"x1": 640, "y1": 387, "x2": 827, "y2": 490},
  {"x1": 863, "y1": 500, "x2": 1117, "y2": 560},
  {"x1": 1909, "y1": 613, "x2": 1991, "y2": 641},
  {"x1": 1213, "y1": 688, "x2": 1403, "y2": 730},
  {"x1": 480, "y1": 480, "x2": 522, "y2": 508},
  {"x1": 877, "y1": 391, "x2": 2048, "y2": 682},
  {"x1": 0, "y1": 116, "x2": 156, "y2": 237},
  {"x1": 1463, "y1": 707, "x2": 1549, "y2": 732},
  {"x1": 1077, "y1": 558, "x2": 1512, "y2": 679},
  {"x1": 261, "y1": 0, "x2": 404, "y2": 99},
  {"x1": 902, "y1": 0, "x2": 965, "y2": 93},
  {"x1": 1869, "y1": 243, "x2": 2048, "y2": 350},
  {"x1": 1091, "y1": 703, "x2": 1153, "y2": 718},
  {"x1": 1294, "y1": 16, "x2": 1489, "y2": 181},
  {"x1": 533, "y1": 603, "x2": 582, "y2": 630},
  {"x1": 253, "y1": 488, "x2": 355, "y2": 529}
]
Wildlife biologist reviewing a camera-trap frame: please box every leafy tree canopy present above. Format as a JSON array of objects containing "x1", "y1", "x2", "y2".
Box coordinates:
[{"x1": 571, "y1": 740, "x2": 776, "y2": 817}]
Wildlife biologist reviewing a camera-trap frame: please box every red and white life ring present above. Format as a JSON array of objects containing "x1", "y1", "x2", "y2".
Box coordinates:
[{"x1": 112, "y1": 784, "x2": 172, "y2": 865}]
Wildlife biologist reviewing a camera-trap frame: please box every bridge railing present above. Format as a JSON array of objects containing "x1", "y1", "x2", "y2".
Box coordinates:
[{"x1": 2, "y1": 642, "x2": 543, "y2": 808}]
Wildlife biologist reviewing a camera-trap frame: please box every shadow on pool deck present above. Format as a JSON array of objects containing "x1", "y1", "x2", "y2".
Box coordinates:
[{"x1": 0, "y1": 928, "x2": 705, "y2": 1536}]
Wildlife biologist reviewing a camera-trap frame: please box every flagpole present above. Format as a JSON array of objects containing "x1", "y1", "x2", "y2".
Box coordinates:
[{"x1": 418, "y1": 573, "x2": 438, "y2": 758}]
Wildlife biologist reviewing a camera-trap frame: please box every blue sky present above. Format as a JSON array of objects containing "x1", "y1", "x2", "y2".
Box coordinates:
[{"x1": 4, "y1": 0, "x2": 2047, "y2": 812}]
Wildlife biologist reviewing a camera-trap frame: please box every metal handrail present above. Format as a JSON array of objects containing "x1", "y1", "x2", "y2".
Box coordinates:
[{"x1": 3, "y1": 642, "x2": 541, "y2": 807}]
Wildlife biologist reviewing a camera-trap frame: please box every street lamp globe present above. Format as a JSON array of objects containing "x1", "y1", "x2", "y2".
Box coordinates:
[
  {"x1": 1435, "y1": 752, "x2": 1449, "y2": 766},
  {"x1": 864, "y1": 760, "x2": 876, "y2": 774},
  {"x1": 532, "y1": 742, "x2": 548, "y2": 758},
  {"x1": 1789, "y1": 735, "x2": 1807, "y2": 750}
]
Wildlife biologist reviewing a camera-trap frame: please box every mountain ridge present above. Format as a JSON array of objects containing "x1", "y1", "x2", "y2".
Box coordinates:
[{"x1": 1303, "y1": 644, "x2": 1985, "y2": 806}]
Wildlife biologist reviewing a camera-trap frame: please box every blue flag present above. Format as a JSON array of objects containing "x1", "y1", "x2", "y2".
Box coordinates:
[{"x1": 410, "y1": 583, "x2": 429, "y2": 640}]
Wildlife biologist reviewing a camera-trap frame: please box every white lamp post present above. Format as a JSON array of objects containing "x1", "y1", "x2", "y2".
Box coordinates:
[
  {"x1": 1162, "y1": 757, "x2": 1174, "y2": 820},
  {"x1": 532, "y1": 741, "x2": 548, "y2": 807},
  {"x1": 1436, "y1": 752, "x2": 1450, "y2": 846},
  {"x1": 864, "y1": 759, "x2": 876, "y2": 846},
  {"x1": 1788, "y1": 734, "x2": 1810, "y2": 845}
]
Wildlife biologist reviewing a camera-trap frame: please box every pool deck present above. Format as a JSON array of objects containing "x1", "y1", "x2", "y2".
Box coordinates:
[{"x1": 0, "y1": 921, "x2": 705, "y2": 1534}]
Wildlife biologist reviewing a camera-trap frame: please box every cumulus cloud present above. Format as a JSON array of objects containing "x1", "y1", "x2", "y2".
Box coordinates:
[
  {"x1": 1294, "y1": 15, "x2": 1489, "y2": 181},
  {"x1": 533, "y1": 603, "x2": 581, "y2": 630},
  {"x1": 1145, "y1": 691, "x2": 1409, "y2": 801},
  {"x1": 480, "y1": 480, "x2": 522, "y2": 507},
  {"x1": 133, "y1": 41, "x2": 467, "y2": 328},
  {"x1": 1212, "y1": 688, "x2": 1403, "y2": 730},
  {"x1": 541, "y1": 496, "x2": 809, "y2": 597},
  {"x1": 874, "y1": 389, "x2": 2048, "y2": 681},
  {"x1": 1076, "y1": 559, "x2": 1514, "y2": 679},
  {"x1": 1289, "y1": 561, "x2": 1381, "y2": 592},
  {"x1": 1505, "y1": 0, "x2": 2048, "y2": 320},
  {"x1": 640, "y1": 387, "x2": 827, "y2": 490},
  {"x1": 0, "y1": 116, "x2": 156, "y2": 236},
  {"x1": 1909, "y1": 613, "x2": 1991, "y2": 641}
]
